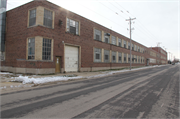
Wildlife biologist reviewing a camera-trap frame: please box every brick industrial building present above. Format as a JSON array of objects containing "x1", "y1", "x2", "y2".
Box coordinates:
[{"x1": 0, "y1": 0, "x2": 167, "y2": 74}]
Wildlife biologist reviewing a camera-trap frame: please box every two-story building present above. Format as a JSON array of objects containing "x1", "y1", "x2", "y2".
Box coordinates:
[{"x1": 0, "y1": 0, "x2": 167, "y2": 74}]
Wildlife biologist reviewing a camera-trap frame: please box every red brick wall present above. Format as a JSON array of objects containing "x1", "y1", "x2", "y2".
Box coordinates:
[{"x1": 2, "y1": 0, "x2": 161, "y2": 70}]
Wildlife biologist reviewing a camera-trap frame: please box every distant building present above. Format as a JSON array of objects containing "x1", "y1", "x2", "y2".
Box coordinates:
[{"x1": 0, "y1": 0, "x2": 167, "y2": 74}]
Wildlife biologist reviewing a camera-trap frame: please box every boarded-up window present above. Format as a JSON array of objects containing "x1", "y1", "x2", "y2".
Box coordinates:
[
  {"x1": 29, "y1": 9, "x2": 36, "y2": 27},
  {"x1": 28, "y1": 38, "x2": 35, "y2": 60},
  {"x1": 94, "y1": 48, "x2": 101, "y2": 62},
  {"x1": 44, "y1": 9, "x2": 53, "y2": 28}
]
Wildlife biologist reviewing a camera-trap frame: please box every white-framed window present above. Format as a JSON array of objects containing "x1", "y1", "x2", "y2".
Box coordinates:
[
  {"x1": 111, "y1": 36, "x2": 116, "y2": 45},
  {"x1": 94, "y1": 48, "x2": 101, "y2": 62},
  {"x1": 66, "y1": 18, "x2": 79, "y2": 35},
  {"x1": 29, "y1": 9, "x2": 36, "y2": 27},
  {"x1": 28, "y1": 38, "x2": 35, "y2": 60},
  {"x1": 118, "y1": 52, "x2": 122, "y2": 63},
  {"x1": 112, "y1": 51, "x2": 116, "y2": 63},
  {"x1": 104, "y1": 33, "x2": 110, "y2": 43},
  {"x1": 44, "y1": 9, "x2": 53, "y2": 28},
  {"x1": 104, "y1": 50, "x2": 110, "y2": 62},
  {"x1": 94, "y1": 29, "x2": 102, "y2": 41},
  {"x1": 124, "y1": 40, "x2": 127, "y2": 48},
  {"x1": 124, "y1": 53, "x2": 127, "y2": 63},
  {"x1": 118, "y1": 38, "x2": 122, "y2": 47}
]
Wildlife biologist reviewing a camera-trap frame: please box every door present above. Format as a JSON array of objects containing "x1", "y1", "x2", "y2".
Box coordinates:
[
  {"x1": 65, "y1": 45, "x2": 78, "y2": 72},
  {"x1": 55, "y1": 57, "x2": 61, "y2": 73}
]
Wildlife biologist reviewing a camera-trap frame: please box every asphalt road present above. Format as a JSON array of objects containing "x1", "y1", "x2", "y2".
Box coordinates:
[{"x1": 1, "y1": 64, "x2": 179, "y2": 118}]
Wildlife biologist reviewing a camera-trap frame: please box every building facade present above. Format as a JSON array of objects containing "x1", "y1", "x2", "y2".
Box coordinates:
[{"x1": 0, "y1": 0, "x2": 167, "y2": 74}]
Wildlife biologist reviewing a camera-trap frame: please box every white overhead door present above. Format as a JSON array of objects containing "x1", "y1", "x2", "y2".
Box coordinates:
[{"x1": 65, "y1": 45, "x2": 79, "y2": 72}]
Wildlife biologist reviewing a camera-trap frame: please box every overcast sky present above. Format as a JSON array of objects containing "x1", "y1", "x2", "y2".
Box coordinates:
[{"x1": 7, "y1": 0, "x2": 180, "y2": 61}]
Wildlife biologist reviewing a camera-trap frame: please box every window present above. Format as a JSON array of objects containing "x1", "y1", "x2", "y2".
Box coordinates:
[
  {"x1": 44, "y1": 9, "x2": 53, "y2": 28},
  {"x1": 128, "y1": 42, "x2": 130, "y2": 50},
  {"x1": 94, "y1": 48, "x2": 101, "y2": 62},
  {"x1": 111, "y1": 36, "x2": 116, "y2": 45},
  {"x1": 134, "y1": 56, "x2": 137, "y2": 63},
  {"x1": 141, "y1": 57, "x2": 142, "y2": 63},
  {"x1": 112, "y1": 51, "x2": 116, "y2": 63},
  {"x1": 94, "y1": 29, "x2": 101, "y2": 41},
  {"x1": 124, "y1": 53, "x2": 127, "y2": 63},
  {"x1": 138, "y1": 56, "x2": 141, "y2": 63},
  {"x1": 134, "y1": 45, "x2": 137, "y2": 51},
  {"x1": 29, "y1": 9, "x2": 36, "y2": 27},
  {"x1": 66, "y1": 18, "x2": 79, "y2": 35},
  {"x1": 28, "y1": 38, "x2": 35, "y2": 60},
  {"x1": 132, "y1": 44, "x2": 134, "y2": 51},
  {"x1": 138, "y1": 46, "x2": 140, "y2": 52},
  {"x1": 118, "y1": 52, "x2": 122, "y2": 63},
  {"x1": 0, "y1": 52, "x2": 5, "y2": 61},
  {"x1": 118, "y1": 38, "x2": 121, "y2": 47},
  {"x1": 42, "y1": 38, "x2": 52, "y2": 60},
  {"x1": 124, "y1": 40, "x2": 127, "y2": 48},
  {"x1": 104, "y1": 33, "x2": 110, "y2": 43},
  {"x1": 142, "y1": 48, "x2": 144, "y2": 53},
  {"x1": 104, "y1": 50, "x2": 110, "y2": 62},
  {"x1": 132, "y1": 55, "x2": 134, "y2": 63},
  {"x1": 128, "y1": 54, "x2": 130, "y2": 63}
]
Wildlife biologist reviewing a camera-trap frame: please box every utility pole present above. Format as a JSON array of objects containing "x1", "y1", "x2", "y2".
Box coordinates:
[{"x1": 126, "y1": 17, "x2": 136, "y2": 70}]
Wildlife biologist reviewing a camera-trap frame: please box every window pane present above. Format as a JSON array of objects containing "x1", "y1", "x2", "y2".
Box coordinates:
[
  {"x1": 42, "y1": 38, "x2": 52, "y2": 60},
  {"x1": 94, "y1": 48, "x2": 101, "y2": 62},
  {"x1": 28, "y1": 38, "x2": 35, "y2": 60},
  {"x1": 44, "y1": 9, "x2": 52, "y2": 28},
  {"x1": 29, "y1": 9, "x2": 36, "y2": 26},
  {"x1": 104, "y1": 50, "x2": 110, "y2": 62}
]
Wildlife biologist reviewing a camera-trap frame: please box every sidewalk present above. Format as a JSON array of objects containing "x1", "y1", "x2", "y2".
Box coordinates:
[{"x1": 0, "y1": 65, "x2": 167, "y2": 94}]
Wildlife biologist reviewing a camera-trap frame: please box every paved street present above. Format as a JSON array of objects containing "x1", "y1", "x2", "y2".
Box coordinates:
[{"x1": 1, "y1": 65, "x2": 179, "y2": 118}]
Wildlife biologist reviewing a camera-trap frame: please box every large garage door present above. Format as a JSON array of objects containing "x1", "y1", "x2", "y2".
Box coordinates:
[{"x1": 65, "y1": 45, "x2": 79, "y2": 72}]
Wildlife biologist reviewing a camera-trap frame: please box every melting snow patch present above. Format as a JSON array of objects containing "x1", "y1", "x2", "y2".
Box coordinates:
[
  {"x1": 11, "y1": 76, "x2": 83, "y2": 84},
  {"x1": 0, "y1": 72, "x2": 12, "y2": 74}
]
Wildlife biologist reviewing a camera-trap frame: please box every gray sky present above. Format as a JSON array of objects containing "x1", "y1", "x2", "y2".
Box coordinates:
[{"x1": 7, "y1": 0, "x2": 180, "y2": 61}]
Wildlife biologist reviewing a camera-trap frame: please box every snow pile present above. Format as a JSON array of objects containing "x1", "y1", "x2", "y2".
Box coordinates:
[
  {"x1": 11, "y1": 76, "x2": 83, "y2": 85},
  {"x1": 0, "y1": 72, "x2": 12, "y2": 74}
]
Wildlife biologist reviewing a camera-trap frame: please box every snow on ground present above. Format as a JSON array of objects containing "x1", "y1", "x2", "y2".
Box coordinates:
[
  {"x1": 1, "y1": 65, "x2": 166, "y2": 86},
  {"x1": 10, "y1": 76, "x2": 83, "y2": 85}
]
